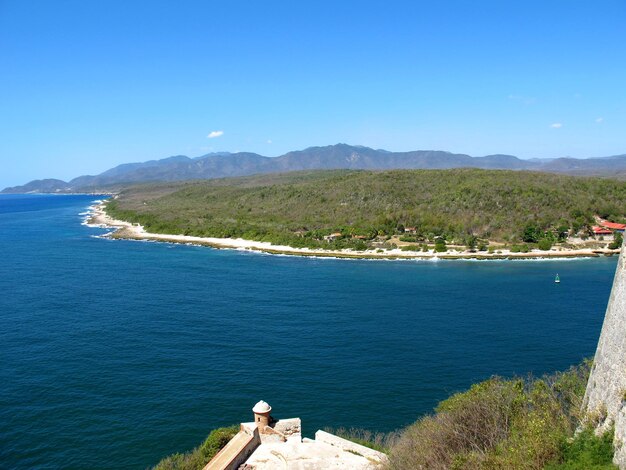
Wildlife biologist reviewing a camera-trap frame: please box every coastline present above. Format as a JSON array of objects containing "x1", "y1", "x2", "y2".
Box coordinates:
[{"x1": 84, "y1": 200, "x2": 619, "y2": 261}]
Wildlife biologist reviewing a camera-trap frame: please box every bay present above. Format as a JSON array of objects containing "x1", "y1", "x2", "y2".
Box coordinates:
[{"x1": 0, "y1": 194, "x2": 616, "y2": 469}]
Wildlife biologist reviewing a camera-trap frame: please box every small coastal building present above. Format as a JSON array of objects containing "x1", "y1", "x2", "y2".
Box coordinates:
[
  {"x1": 323, "y1": 232, "x2": 343, "y2": 242},
  {"x1": 593, "y1": 226, "x2": 614, "y2": 236},
  {"x1": 404, "y1": 226, "x2": 417, "y2": 234},
  {"x1": 203, "y1": 401, "x2": 386, "y2": 470}
]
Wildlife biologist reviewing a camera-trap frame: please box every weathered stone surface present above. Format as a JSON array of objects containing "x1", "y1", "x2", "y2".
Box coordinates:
[
  {"x1": 243, "y1": 433, "x2": 383, "y2": 469},
  {"x1": 314, "y1": 430, "x2": 387, "y2": 464},
  {"x1": 584, "y1": 241, "x2": 626, "y2": 468},
  {"x1": 274, "y1": 418, "x2": 301, "y2": 438}
]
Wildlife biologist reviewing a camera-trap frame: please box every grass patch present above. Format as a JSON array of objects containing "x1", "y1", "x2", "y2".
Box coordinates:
[{"x1": 322, "y1": 427, "x2": 398, "y2": 454}]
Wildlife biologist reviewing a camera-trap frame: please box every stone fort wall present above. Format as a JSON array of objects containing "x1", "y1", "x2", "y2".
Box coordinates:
[{"x1": 584, "y1": 241, "x2": 626, "y2": 468}]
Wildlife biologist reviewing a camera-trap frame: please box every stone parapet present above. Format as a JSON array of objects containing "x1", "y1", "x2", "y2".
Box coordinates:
[{"x1": 203, "y1": 424, "x2": 260, "y2": 470}]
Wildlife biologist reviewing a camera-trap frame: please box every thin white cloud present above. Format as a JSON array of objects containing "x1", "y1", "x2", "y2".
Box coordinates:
[
  {"x1": 508, "y1": 94, "x2": 536, "y2": 105},
  {"x1": 207, "y1": 130, "x2": 224, "y2": 139},
  {"x1": 596, "y1": 117, "x2": 604, "y2": 123},
  {"x1": 267, "y1": 139, "x2": 273, "y2": 144},
  {"x1": 550, "y1": 123, "x2": 563, "y2": 129}
]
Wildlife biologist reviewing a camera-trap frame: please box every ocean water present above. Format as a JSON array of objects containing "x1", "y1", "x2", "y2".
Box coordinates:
[{"x1": 0, "y1": 194, "x2": 618, "y2": 469}]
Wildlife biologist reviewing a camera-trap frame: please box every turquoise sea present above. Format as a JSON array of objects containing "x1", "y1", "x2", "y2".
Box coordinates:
[{"x1": 0, "y1": 194, "x2": 618, "y2": 469}]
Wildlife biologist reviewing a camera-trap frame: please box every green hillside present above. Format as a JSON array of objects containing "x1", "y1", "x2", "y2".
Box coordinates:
[{"x1": 106, "y1": 169, "x2": 626, "y2": 249}]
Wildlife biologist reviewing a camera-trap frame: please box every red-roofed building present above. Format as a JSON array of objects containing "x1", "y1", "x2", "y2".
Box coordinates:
[
  {"x1": 593, "y1": 226, "x2": 613, "y2": 235},
  {"x1": 599, "y1": 220, "x2": 626, "y2": 231}
]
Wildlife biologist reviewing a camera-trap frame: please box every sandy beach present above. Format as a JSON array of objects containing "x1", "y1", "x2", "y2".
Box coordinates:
[{"x1": 84, "y1": 200, "x2": 619, "y2": 260}]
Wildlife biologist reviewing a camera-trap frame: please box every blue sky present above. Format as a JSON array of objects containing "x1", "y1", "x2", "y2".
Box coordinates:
[{"x1": 1, "y1": 0, "x2": 625, "y2": 187}]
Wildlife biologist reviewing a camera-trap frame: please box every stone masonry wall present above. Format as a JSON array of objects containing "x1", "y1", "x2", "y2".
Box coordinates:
[{"x1": 584, "y1": 242, "x2": 626, "y2": 468}]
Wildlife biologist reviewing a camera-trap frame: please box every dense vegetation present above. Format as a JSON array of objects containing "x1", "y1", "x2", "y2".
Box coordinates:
[
  {"x1": 106, "y1": 169, "x2": 626, "y2": 248},
  {"x1": 152, "y1": 361, "x2": 615, "y2": 469},
  {"x1": 384, "y1": 360, "x2": 616, "y2": 469},
  {"x1": 329, "y1": 360, "x2": 615, "y2": 469}
]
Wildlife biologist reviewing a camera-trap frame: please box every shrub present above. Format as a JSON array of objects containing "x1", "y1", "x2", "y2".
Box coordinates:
[
  {"x1": 538, "y1": 238, "x2": 553, "y2": 250},
  {"x1": 200, "y1": 426, "x2": 240, "y2": 460},
  {"x1": 544, "y1": 427, "x2": 617, "y2": 470},
  {"x1": 386, "y1": 378, "x2": 525, "y2": 470},
  {"x1": 353, "y1": 240, "x2": 368, "y2": 251},
  {"x1": 609, "y1": 232, "x2": 623, "y2": 250},
  {"x1": 400, "y1": 244, "x2": 420, "y2": 251},
  {"x1": 465, "y1": 235, "x2": 477, "y2": 250},
  {"x1": 384, "y1": 361, "x2": 600, "y2": 470}
]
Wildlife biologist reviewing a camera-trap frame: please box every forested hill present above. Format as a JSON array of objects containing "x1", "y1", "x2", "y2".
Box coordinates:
[
  {"x1": 4, "y1": 144, "x2": 626, "y2": 193},
  {"x1": 105, "y1": 169, "x2": 626, "y2": 246}
]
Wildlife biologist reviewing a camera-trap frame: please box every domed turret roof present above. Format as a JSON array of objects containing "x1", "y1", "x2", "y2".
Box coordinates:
[{"x1": 252, "y1": 400, "x2": 272, "y2": 413}]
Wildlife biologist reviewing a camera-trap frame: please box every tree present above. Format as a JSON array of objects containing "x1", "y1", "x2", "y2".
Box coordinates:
[
  {"x1": 522, "y1": 223, "x2": 541, "y2": 243},
  {"x1": 609, "y1": 232, "x2": 623, "y2": 250},
  {"x1": 538, "y1": 238, "x2": 552, "y2": 251},
  {"x1": 465, "y1": 234, "x2": 477, "y2": 251},
  {"x1": 435, "y1": 237, "x2": 447, "y2": 253},
  {"x1": 354, "y1": 240, "x2": 367, "y2": 251},
  {"x1": 556, "y1": 224, "x2": 570, "y2": 242}
]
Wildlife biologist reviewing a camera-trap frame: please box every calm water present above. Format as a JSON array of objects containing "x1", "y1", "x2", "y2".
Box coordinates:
[{"x1": 0, "y1": 194, "x2": 617, "y2": 469}]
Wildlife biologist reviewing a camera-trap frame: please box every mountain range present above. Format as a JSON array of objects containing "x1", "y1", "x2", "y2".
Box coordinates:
[{"x1": 4, "y1": 144, "x2": 626, "y2": 193}]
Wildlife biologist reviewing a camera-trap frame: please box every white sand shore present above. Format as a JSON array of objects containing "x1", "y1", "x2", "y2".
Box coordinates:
[{"x1": 84, "y1": 200, "x2": 619, "y2": 260}]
